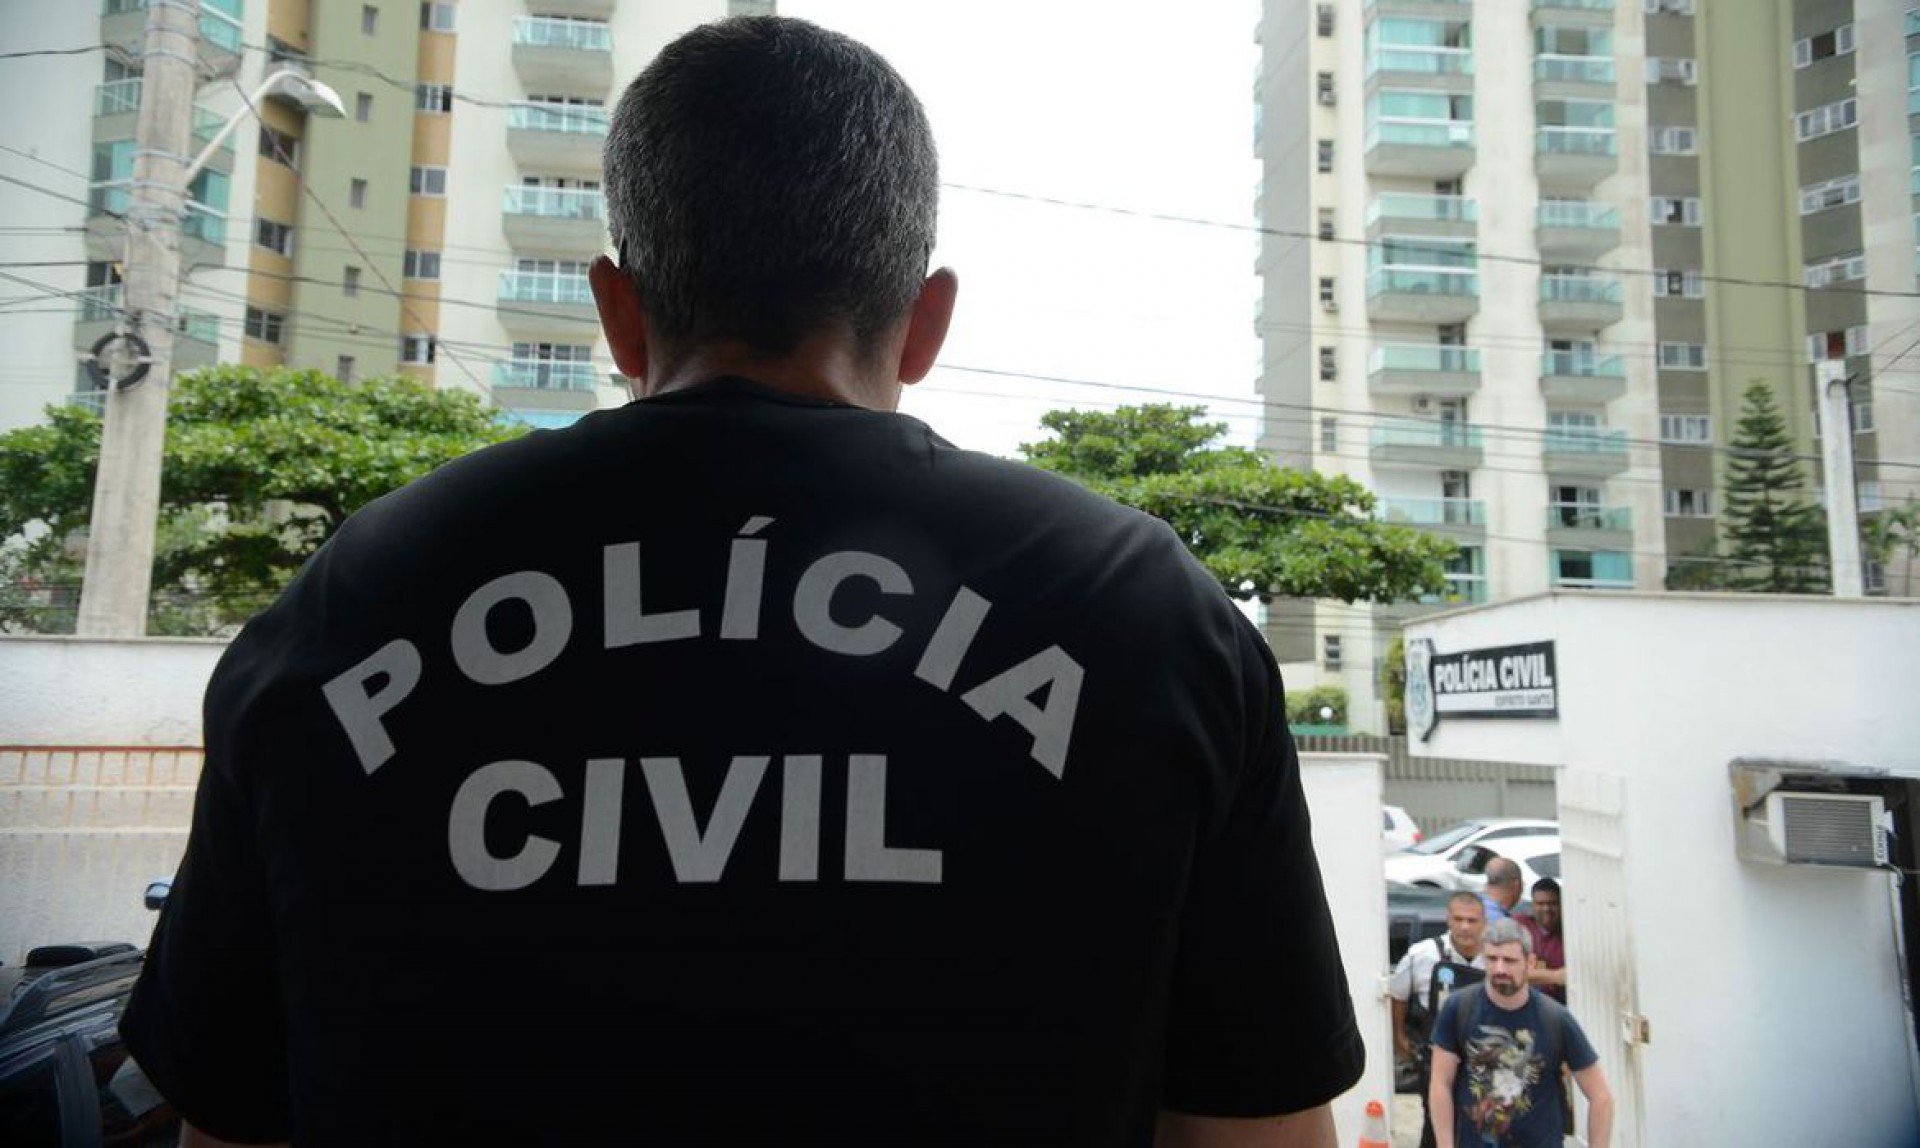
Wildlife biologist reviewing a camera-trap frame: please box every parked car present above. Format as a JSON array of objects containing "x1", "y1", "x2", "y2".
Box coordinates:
[
  {"x1": 1382, "y1": 804, "x2": 1422, "y2": 853},
  {"x1": 1438, "y1": 834, "x2": 1561, "y2": 896},
  {"x1": 1382, "y1": 817, "x2": 1558, "y2": 887}
]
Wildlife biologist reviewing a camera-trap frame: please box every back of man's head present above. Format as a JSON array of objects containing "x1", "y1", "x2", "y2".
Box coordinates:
[
  {"x1": 604, "y1": 16, "x2": 938, "y2": 358},
  {"x1": 1486, "y1": 856, "x2": 1523, "y2": 893}
]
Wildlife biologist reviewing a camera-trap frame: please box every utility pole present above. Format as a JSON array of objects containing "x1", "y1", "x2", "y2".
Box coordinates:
[
  {"x1": 1815, "y1": 360, "x2": 1864, "y2": 598},
  {"x1": 75, "y1": 0, "x2": 198, "y2": 636}
]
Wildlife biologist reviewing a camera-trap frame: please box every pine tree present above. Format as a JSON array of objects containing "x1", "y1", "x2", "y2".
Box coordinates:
[{"x1": 1718, "y1": 381, "x2": 1829, "y2": 593}]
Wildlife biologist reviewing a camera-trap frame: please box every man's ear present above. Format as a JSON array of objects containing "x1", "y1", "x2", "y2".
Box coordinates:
[
  {"x1": 589, "y1": 254, "x2": 649, "y2": 383},
  {"x1": 897, "y1": 267, "x2": 958, "y2": 386}
]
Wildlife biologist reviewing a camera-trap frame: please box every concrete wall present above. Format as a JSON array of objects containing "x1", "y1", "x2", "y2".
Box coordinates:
[{"x1": 1408, "y1": 592, "x2": 1920, "y2": 1148}]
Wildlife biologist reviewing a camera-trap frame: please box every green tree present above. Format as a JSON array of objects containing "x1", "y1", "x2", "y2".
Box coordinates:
[
  {"x1": 1719, "y1": 381, "x2": 1829, "y2": 593},
  {"x1": 1021, "y1": 404, "x2": 1455, "y2": 602},
  {"x1": 1865, "y1": 498, "x2": 1920, "y2": 597},
  {"x1": 1285, "y1": 684, "x2": 1349, "y2": 728},
  {"x1": 1381, "y1": 635, "x2": 1407, "y2": 735},
  {"x1": 0, "y1": 365, "x2": 525, "y2": 635}
]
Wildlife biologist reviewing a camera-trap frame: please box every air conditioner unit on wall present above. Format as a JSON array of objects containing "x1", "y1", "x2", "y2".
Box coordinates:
[{"x1": 1734, "y1": 767, "x2": 1889, "y2": 868}]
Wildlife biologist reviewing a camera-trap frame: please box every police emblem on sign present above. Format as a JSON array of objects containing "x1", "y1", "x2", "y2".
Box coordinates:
[{"x1": 1405, "y1": 638, "x2": 1437, "y2": 742}]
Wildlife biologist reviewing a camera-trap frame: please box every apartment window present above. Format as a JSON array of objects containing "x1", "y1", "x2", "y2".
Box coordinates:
[
  {"x1": 400, "y1": 333, "x2": 436, "y2": 365},
  {"x1": 265, "y1": 34, "x2": 306, "y2": 65},
  {"x1": 1317, "y1": 72, "x2": 1336, "y2": 106},
  {"x1": 1646, "y1": 57, "x2": 1697, "y2": 85},
  {"x1": 1862, "y1": 480, "x2": 1884, "y2": 511},
  {"x1": 1663, "y1": 488, "x2": 1714, "y2": 517},
  {"x1": 349, "y1": 178, "x2": 368, "y2": 208},
  {"x1": 416, "y1": 83, "x2": 453, "y2": 113},
  {"x1": 403, "y1": 249, "x2": 441, "y2": 279},
  {"x1": 343, "y1": 266, "x2": 361, "y2": 296},
  {"x1": 1653, "y1": 269, "x2": 1704, "y2": 298},
  {"x1": 409, "y1": 165, "x2": 447, "y2": 196},
  {"x1": 1317, "y1": 207, "x2": 1336, "y2": 241},
  {"x1": 361, "y1": 4, "x2": 379, "y2": 34},
  {"x1": 1793, "y1": 24, "x2": 1855, "y2": 68},
  {"x1": 1799, "y1": 174, "x2": 1861, "y2": 214},
  {"x1": 253, "y1": 216, "x2": 294, "y2": 257},
  {"x1": 1794, "y1": 98, "x2": 1857, "y2": 142},
  {"x1": 1322, "y1": 634, "x2": 1343, "y2": 671},
  {"x1": 258, "y1": 124, "x2": 299, "y2": 168},
  {"x1": 1854, "y1": 398, "x2": 1876, "y2": 433},
  {"x1": 1316, "y1": 139, "x2": 1334, "y2": 173},
  {"x1": 1659, "y1": 413, "x2": 1712, "y2": 442},
  {"x1": 1658, "y1": 343, "x2": 1706, "y2": 370},
  {"x1": 1649, "y1": 126, "x2": 1697, "y2": 155},
  {"x1": 1651, "y1": 196, "x2": 1702, "y2": 226},
  {"x1": 421, "y1": 1, "x2": 455, "y2": 31},
  {"x1": 336, "y1": 355, "x2": 356, "y2": 383},
  {"x1": 355, "y1": 92, "x2": 373, "y2": 122},
  {"x1": 1318, "y1": 277, "x2": 1337, "y2": 308},
  {"x1": 1643, "y1": 0, "x2": 1694, "y2": 12},
  {"x1": 1807, "y1": 326, "x2": 1870, "y2": 360},
  {"x1": 1867, "y1": 559, "x2": 1886, "y2": 593},
  {"x1": 1318, "y1": 345, "x2": 1337, "y2": 380},
  {"x1": 1320, "y1": 416, "x2": 1337, "y2": 452},
  {"x1": 1316, "y1": 3, "x2": 1334, "y2": 37},
  {"x1": 1804, "y1": 252, "x2": 1866, "y2": 289},
  {"x1": 243, "y1": 306, "x2": 284, "y2": 344}
]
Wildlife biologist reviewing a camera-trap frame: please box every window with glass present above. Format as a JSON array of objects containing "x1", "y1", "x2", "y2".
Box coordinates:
[
  {"x1": 1552, "y1": 549, "x2": 1632, "y2": 587},
  {"x1": 1793, "y1": 24, "x2": 1855, "y2": 68},
  {"x1": 1650, "y1": 126, "x2": 1697, "y2": 154},
  {"x1": 1367, "y1": 18, "x2": 1472, "y2": 76},
  {"x1": 244, "y1": 306, "x2": 284, "y2": 344},
  {"x1": 1659, "y1": 413, "x2": 1711, "y2": 442},
  {"x1": 253, "y1": 217, "x2": 293, "y2": 257},
  {"x1": 416, "y1": 83, "x2": 453, "y2": 113},
  {"x1": 409, "y1": 166, "x2": 447, "y2": 195},
  {"x1": 259, "y1": 124, "x2": 299, "y2": 168},
  {"x1": 401, "y1": 334, "x2": 436, "y2": 364},
  {"x1": 1658, "y1": 343, "x2": 1706, "y2": 370},
  {"x1": 1794, "y1": 98, "x2": 1857, "y2": 141},
  {"x1": 1799, "y1": 174, "x2": 1860, "y2": 214},
  {"x1": 1664, "y1": 489, "x2": 1714, "y2": 517},
  {"x1": 403, "y1": 249, "x2": 441, "y2": 279},
  {"x1": 420, "y1": 2, "x2": 455, "y2": 31},
  {"x1": 1804, "y1": 252, "x2": 1866, "y2": 288}
]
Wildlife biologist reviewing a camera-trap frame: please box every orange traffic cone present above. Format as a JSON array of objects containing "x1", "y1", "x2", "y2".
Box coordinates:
[{"x1": 1357, "y1": 1099, "x2": 1390, "y2": 1148}]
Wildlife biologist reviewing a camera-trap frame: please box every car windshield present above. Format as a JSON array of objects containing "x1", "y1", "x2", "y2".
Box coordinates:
[{"x1": 1407, "y1": 821, "x2": 1481, "y2": 855}]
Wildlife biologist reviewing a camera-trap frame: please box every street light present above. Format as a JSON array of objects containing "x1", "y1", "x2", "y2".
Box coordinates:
[{"x1": 186, "y1": 71, "x2": 348, "y2": 182}]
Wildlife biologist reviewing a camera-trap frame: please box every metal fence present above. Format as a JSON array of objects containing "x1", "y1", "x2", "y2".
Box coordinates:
[{"x1": 1291, "y1": 733, "x2": 1557, "y2": 834}]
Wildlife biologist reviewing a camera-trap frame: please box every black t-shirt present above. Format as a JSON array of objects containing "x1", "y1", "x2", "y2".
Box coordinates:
[{"x1": 120, "y1": 378, "x2": 1362, "y2": 1146}]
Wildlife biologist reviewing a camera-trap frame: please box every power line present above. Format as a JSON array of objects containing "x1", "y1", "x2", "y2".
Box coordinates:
[{"x1": 0, "y1": 142, "x2": 92, "y2": 184}]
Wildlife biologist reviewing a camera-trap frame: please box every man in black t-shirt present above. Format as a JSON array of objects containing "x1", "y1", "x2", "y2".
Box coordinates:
[{"x1": 121, "y1": 16, "x2": 1361, "y2": 1146}]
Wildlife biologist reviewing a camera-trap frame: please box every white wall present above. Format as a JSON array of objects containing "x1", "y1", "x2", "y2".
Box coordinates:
[
  {"x1": 1408, "y1": 592, "x2": 1920, "y2": 1148},
  {"x1": 0, "y1": 635, "x2": 226, "y2": 747},
  {"x1": 1299, "y1": 751, "x2": 1395, "y2": 1145}
]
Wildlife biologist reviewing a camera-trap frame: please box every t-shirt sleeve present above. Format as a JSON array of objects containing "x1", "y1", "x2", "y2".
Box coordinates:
[
  {"x1": 119, "y1": 645, "x2": 292, "y2": 1141},
  {"x1": 1429, "y1": 991, "x2": 1465, "y2": 1057},
  {"x1": 1561, "y1": 1007, "x2": 1601, "y2": 1072},
  {"x1": 1388, "y1": 948, "x2": 1414, "y2": 1002},
  {"x1": 1160, "y1": 620, "x2": 1365, "y2": 1118}
]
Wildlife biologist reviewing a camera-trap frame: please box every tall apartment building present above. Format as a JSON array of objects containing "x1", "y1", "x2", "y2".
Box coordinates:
[
  {"x1": 1254, "y1": 0, "x2": 1920, "y2": 731},
  {"x1": 0, "y1": 0, "x2": 759, "y2": 436}
]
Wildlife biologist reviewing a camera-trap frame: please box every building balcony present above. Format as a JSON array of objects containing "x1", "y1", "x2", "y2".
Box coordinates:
[
  {"x1": 1550, "y1": 548, "x2": 1634, "y2": 590},
  {"x1": 1536, "y1": 126, "x2": 1618, "y2": 185},
  {"x1": 506, "y1": 102, "x2": 608, "y2": 176},
  {"x1": 1365, "y1": 46, "x2": 1474, "y2": 95},
  {"x1": 1369, "y1": 344, "x2": 1480, "y2": 398},
  {"x1": 496, "y1": 271, "x2": 598, "y2": 334},
  {"x1": 1365, "y1": 0, "x2": 1472, "y2": 17},
  {"x1": 1369, "y1": 417, "x2": 1484, "y2": 470},
  {"x1": 1365, "y1": 193, "x2": 1477, "y2": 243},
  {"x1": 1536, "y1": 200, "x2": 1620, "y2": 260},
  {"x1": 1546, "y1": 504, "x2": 1633, "y2": 550},
  {"x1": 74, "y1": 286, "x2": 219, "y2": 373},
  {"x1": 1364, "y1": 121, "x2": 1475, "y2": 179},
  {"x1": 102, "y1": 0, "x2": 243, "y2": 77},
  {"x1": 85, "y1": 183, "x2": 227, "y2": 270},
  {"x1": 491, "y1": 360, "x2": 603, "y2": 411},
  {"x1": 1421, "y1": 576, "x2": 1489, "y2": 606},
  {"x1": 501, "y1": 186, "x2": 606, "y2": 253},
  {"x1": 511, "y1": 16, "x2": 613, "y2": 96},
  {"x1": 1540, "y1": 274, "x2": 1623, "y2": 331},
  {"x1": 1378, "y1": 497, "x2": 1487, "y2": 542},
  {"x1": 1366, "y1": 268, "x2": 1479, "y2": 324},
  {"x1": 1533, "y1": 53, "x2": 1616, "y2": 97},
  {"x1": 1541, "y1": 351, "x2": 1626, "y2": 402},
  {"x1": 515, "y1": 0, "x2": 613, "y2": 16},
  {"x1": 1530, "y1": 0, "x2": 1614, "y2": 27},
  {"x1": 94, "y1": 83, "x2": 235, "y2": 176},
  {"x1": 1542, "y1": 428, "x2": 1630, "y2": 477}
]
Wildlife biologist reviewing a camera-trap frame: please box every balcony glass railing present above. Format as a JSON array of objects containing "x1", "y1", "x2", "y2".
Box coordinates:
[
  {"x1": 89, "y1": 182, "x2": 229, "y2": 244},
  {"x1": 79, "y1": 285, "x2": 121, "y2": 322},
  {"x1": 497, "y1": 271, "x2": 594, "y2": 306},
  {"x1": 507, "y1": 102, "x2": 609, "y2": 136},
  {"x1": 512, "y1": 15, "x2": 613, "y2": 51},
  {"x1": 1379, "y1": 497, "x2": 1487, "y2": 526},
  {"x1": 182, "y1": 203, "x2": 226, "y2": 245},
  {"x1": 1537, "y1": 200, "x2": 1619, "y2": 229},
  {"x1": 1368, "y1": 268, "x2": 1479, "y2": 298},
  {"x1": 93, "y1": 82, "x2": 233, "y2": 156},
  {"x1": 1372, "y1": 344, "x2": 1480, "y2": 374},
  {"x1": 1541, "y1": 275, "x2": 1621, "y2": 305},
  {"x1": 1367, "y1": 193, "x2": 1477, "y2": 225},
  {"x1": 1368, "y1": 46, "x2": 1474, "y2": 77},
  {"x1": 1538, "y1": 126, "x2": 1617, "y2": 155},
  {"x1": 501, "y1": 186, "x2": 606, "y2": 221},
  {"x1": 1367, "y1": 120, "x2": 1476, "y2": 148},
  {"x1": 1534, "y1": 54, "x2": 1616, "y2": 83},
  {"x1": 1542, "y1": 351, "x2": 1624, "y2": 376},
  {"x1": 102, "y1": 0, "x2": 243, "y2": 53},
  {"x1": 1551, "y1": 550, "x2": 1633, "y2": 588},
  {"x1": 178, "y1": 308, "x2": 219, "y2": 344},
  {"x1": 1370, "y1": 417, "x2": 1484, "y2": 450},
  {"x1": 1532, "y1": 0, "x2": 1613, "y2": 10},
  {"x1": 1544, "y1": 427, "x2": 1628, "y2": 455},
  {"x1": 1420, "y1": 576, "x2": 1489, "y2": 605},
  {"x1": 1549, "y1": 505, "x2": 1631, "y2": 531},
  {"x1": 493, "y1": 360, "x2": 601, "y2": 391}
]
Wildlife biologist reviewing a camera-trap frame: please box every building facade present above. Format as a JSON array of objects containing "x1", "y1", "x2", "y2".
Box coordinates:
[{"x1": 1255, "y1": 0, "x2": 1920, "y2": 730}]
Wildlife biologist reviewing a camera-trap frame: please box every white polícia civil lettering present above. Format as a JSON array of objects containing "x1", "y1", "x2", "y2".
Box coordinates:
[
  {"x1": 321, "y1": 638, "x2": 422, "y2": 775},
  {"x1": 450, "y1": 570, "x2": 573, "y2": 685},
  {"x1": 720, "y1": 516, "x2": 775, "y2": 639},
  {"x1": 960, "y1": 645, "x2": 1085, "y2": 779},
  {"x1": 604, "y1": 541, "x2": 701, "y2": 646},
  {"x1": 642, "y1": 755, "x2": 770, "y2": 883},
  {"x1": 447, "y1": 759, "x2": 563, "y2": 891},
  {"x1": 792, "y1": 549, "x2": 913, "y2": 655}
]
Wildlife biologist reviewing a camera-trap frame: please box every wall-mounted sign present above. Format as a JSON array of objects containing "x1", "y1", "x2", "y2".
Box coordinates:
[{"x1": 1406, "y1": 639, "x2": 1558, "y2": 741}]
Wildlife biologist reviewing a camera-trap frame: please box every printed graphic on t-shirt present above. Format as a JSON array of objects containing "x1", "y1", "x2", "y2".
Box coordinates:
[{"x1": 1463, "y1": 1022, "x2": 1545, "y2": 1139}]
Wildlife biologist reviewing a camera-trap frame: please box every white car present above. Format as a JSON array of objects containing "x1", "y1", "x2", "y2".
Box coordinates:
[
  {"x1": 1382, "y1": 805, "x2": 1422, "y2": 853},
  {"x1": 1382, "y1": 817, "x2": 1559, "y2": 887},
  {"x1": 1437, "y1": 833, "x2": 1562, "y2": 895}
]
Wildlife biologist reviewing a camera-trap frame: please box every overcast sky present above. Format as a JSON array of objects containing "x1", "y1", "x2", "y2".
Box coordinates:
[{"x1": 787, "y1": 0, "x2": 1266, "y2": 459}]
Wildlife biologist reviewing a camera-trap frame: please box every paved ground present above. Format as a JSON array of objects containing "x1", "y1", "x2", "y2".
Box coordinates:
[{"x1": 1391, "y1": 1093, "x2": 1423, "y2": 1147}]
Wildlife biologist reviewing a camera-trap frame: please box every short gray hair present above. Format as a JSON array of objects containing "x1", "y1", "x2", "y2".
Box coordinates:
[
  {"x1": 603, "y1": 16, "x2": 939, "y2": 357},
  {"x1": 1483, "y1": 917, "x2": 1533, "y2": 957}
]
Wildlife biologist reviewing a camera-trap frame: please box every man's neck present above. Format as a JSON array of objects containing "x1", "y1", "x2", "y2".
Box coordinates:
[
  {"x1": 1487, "y1": 983, "x2": 1530, "y2": 1009},
  {"x1": 1450, "y1": 938, "x2": 1479, "y2": 959},
  {"x1": 641, "y1": 332, "x2": 902, "y2": 411}
]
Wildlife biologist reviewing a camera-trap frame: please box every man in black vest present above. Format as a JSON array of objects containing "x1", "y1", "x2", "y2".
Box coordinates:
[{"x1": 121, "y1": 16, "x2": 1361, "y2": 1146}]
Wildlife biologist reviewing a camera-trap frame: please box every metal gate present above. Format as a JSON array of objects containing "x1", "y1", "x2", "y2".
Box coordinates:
[{"x1": 1559, "y1": 768, "x2": 1645, "y2": 1147}]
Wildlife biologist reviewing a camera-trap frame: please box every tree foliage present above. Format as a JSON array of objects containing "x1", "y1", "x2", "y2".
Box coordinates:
[
  {"x1": 0, "y1": 365, "x2": 525, "y2": 634},
  {"x1": 1020, "y1": 404, "x2": 1455, "y2": 603},
  {"x1": 1865, "y1": 498, "x2": 1920, "y2": 597}
]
